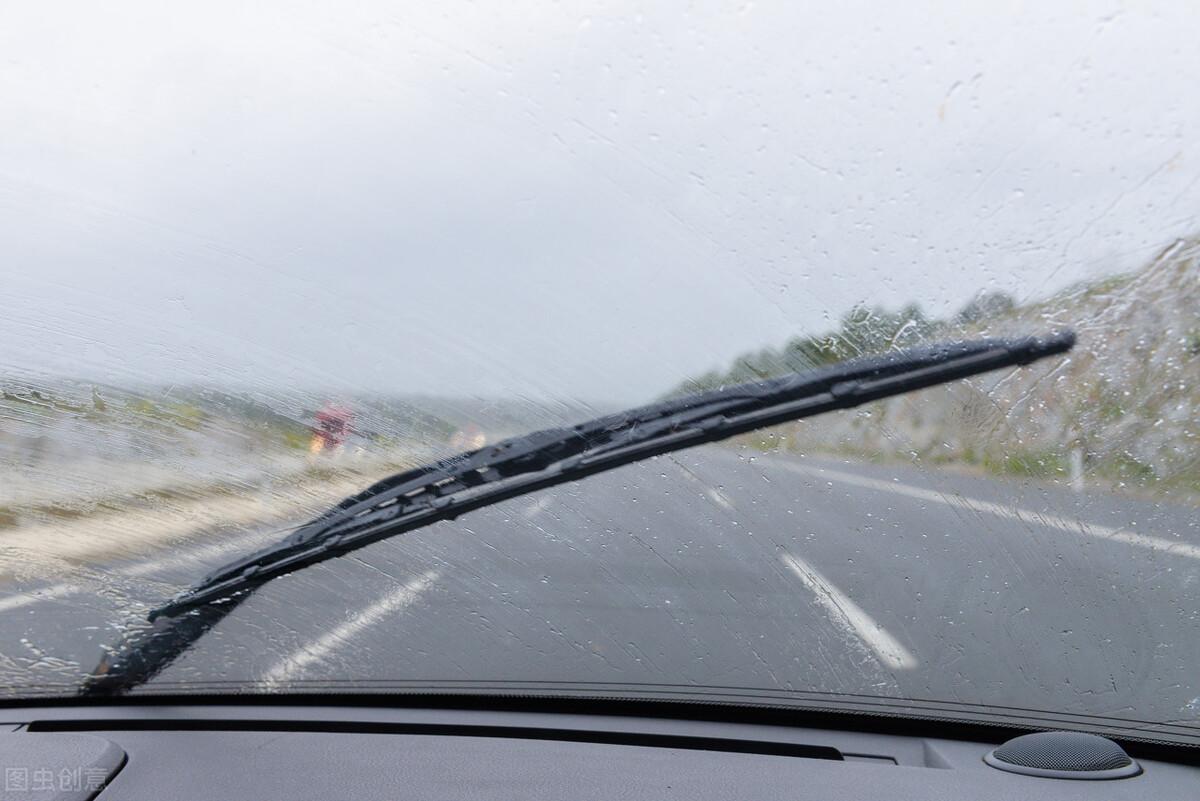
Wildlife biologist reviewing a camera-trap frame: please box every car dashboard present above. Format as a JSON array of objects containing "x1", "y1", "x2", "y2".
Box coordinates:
[{"x1": 2, "y1": 700, "x2": 1197, "y2": 800}]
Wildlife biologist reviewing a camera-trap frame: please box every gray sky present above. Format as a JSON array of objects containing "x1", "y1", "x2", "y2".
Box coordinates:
[{"x1": 2, "y1": 1, "x2": 1198, "y2": 404}]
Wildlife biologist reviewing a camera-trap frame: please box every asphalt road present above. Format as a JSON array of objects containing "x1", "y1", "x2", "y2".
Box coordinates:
[{"x1": 2, "y1": 447, "x2": 1199, "y2": 732}]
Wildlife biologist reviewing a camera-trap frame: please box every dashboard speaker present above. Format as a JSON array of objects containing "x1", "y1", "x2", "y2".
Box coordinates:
[{"x1": 983, "y1": 731, "x2": 1141, "y2": 779}]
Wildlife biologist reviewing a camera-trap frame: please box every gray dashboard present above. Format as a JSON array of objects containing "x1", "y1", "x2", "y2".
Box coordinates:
[{"x1": 2, "y1": 704, "x2": 1197, "y2": 800}]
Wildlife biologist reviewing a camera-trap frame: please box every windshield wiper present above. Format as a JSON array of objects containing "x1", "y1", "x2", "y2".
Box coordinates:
[{"x1": 81, "y1": 331, "x2": 1074, "y2": 696}]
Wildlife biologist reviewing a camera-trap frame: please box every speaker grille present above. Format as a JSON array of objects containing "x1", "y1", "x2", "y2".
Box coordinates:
[{"x1": 984, "y1": 732, "x2": 1141, "y2": 779}]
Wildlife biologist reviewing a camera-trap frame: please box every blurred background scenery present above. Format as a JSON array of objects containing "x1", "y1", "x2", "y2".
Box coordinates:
[{"x1": 3, "y1": 235, "x2": 1197, "y2": 583}]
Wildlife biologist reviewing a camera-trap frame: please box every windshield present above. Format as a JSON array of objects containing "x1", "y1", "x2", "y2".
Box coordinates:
[{"x1": 3, "y1": 1, "x2": 1200, "y2": 744}]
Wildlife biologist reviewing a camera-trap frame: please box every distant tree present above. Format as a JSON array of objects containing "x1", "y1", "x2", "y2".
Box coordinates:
[
  {"x1": 831, "y1": 303, "x2": 932, "y2": 359},
  {"x1": 685, "y1": 369, "x2": 725, "y2": 393},
  {"x1": 727, "y1": 348, "x2": 781, "y2": 383},
  {"x1": 955, "y1": 291, "x2": 1015, "y2": 324},
  {"x1": 781, "y1": 335, "x2": 838, "y2": 371},
  {"x1": 668, "y1": 300, "x2": 940, "y2": 399}
]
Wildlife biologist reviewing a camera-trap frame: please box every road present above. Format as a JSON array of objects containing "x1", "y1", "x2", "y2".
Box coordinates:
[{"x1": 2, "y1": 446, "x2": 1199, "y2": 732}]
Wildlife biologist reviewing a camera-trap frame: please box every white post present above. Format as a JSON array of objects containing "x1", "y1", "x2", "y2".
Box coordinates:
[{"x1": 1069, "y1": 447, "x2": 1085, "y2": 493}]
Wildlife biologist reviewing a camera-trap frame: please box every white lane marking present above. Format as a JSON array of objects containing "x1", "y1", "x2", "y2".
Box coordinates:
[
  {"x1": 522, "y1": 497, "x2": 553, "y2": 519},
  {"x1": 781, "y1": 553, "x2": 917, "y2": 670},
  {"x1": 705, "y1": 487, "x2": 734, "y2": 510},
  {"x1": 0, "y1": 583, "x2": 80, "y2": 612},
  {"x1": 260, "y1": 570, "x2": 439, "y2": 687},
  {"x1": 780, "y1": 462, "x2": 1200, "y2": 561}
]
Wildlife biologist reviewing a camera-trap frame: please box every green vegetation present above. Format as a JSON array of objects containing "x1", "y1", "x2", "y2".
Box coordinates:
[
  {"x1": 670, "y1": 297, "x2": 974, "y2": 396},
  {"x1": 1, "y1": 387, "x2": 86, "y2": 416},
  {"x1": 124, "y1": 397, "x2": 208, "y2": 432},
  {"x1": 1186, "y1": 328, "x2": 1200, "y2": 357},
  {"x1": 674, "y1": 242, "x2": 1200, "y2": 505},
  {"x1": 977, "y1": 448, "x2": 1070, "y2": 480}
]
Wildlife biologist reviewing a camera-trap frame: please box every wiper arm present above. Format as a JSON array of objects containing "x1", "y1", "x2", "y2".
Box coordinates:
[{"x1": 81, "y1": 331, "x2": 1074, "y2": 696}]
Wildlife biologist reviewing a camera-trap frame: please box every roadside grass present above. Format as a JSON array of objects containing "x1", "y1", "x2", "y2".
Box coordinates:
[
  {"x1": 726, "y1": 427, "x2": 1200, "y2": 506},
  {"x1": 0, "y1": 450, "x2": 426, "y2": 533}
]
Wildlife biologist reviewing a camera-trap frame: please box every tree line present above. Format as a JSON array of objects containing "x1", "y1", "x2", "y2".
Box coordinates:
[{"x1": 672, "y1": 290, "x2": 1015, "y2": 395}]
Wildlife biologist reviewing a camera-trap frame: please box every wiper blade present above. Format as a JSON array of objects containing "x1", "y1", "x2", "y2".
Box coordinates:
[{"x1": 81, "y1": 331, "x2": 1074, "y2": 696}]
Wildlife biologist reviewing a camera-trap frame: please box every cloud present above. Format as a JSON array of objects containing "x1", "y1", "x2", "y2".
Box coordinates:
[{"x1": 2, "y1": 1, "x2": 1198, "y2": 402}]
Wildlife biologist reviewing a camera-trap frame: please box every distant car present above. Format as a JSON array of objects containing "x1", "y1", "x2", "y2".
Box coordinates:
[{"x1": 310, "y1": 403, "x2": 353, "y2": 454}]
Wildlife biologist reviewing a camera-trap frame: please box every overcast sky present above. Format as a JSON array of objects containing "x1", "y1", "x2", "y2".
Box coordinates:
[{"x1": 2, "y1": 1, "x2": 1198, "y2": 404}]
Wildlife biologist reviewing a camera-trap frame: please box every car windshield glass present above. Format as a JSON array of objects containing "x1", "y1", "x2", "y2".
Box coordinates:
[{"x1": 3, "y1": 1, "x2": 1200, "y2": 745}]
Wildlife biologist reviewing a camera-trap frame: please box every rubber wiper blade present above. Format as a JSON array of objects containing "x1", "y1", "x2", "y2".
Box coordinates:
[{"x1": 80, "y1": 331, "x2": 1074, "y2": 696}]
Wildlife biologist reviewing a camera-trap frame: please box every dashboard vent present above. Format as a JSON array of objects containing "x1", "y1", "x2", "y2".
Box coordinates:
[{"x1": 984, "y1": 732, "x2": 1140, "y2": 779}]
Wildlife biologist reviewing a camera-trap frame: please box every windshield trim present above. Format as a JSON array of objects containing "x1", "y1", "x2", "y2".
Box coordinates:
[{"x1": 9, "y1": 683, "x2": 1200, "y2": 757}]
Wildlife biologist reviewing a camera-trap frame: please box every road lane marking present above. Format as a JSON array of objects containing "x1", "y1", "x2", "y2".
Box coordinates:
[
  {"x1": 666, "y1": 458, "x2": 734, "y2": 511},
  {"x1": 705, "y1": 487, "x2": 734, "y2": 510},
  {"x1": 259, "y1": 570, "x2": 438, "y2": 687},
  {"x1": 780, "y1": 553, "x2": 917, "y2": 670},
  {"x1": 0, "y1": 583, "x2": 80, "y2": 612},
  {"x1": 521, "y1": 497, "x2": 553, "y2": 519},
  {"x1": 780, "y1": 462, "x2": 1200, "y2": 561}
]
